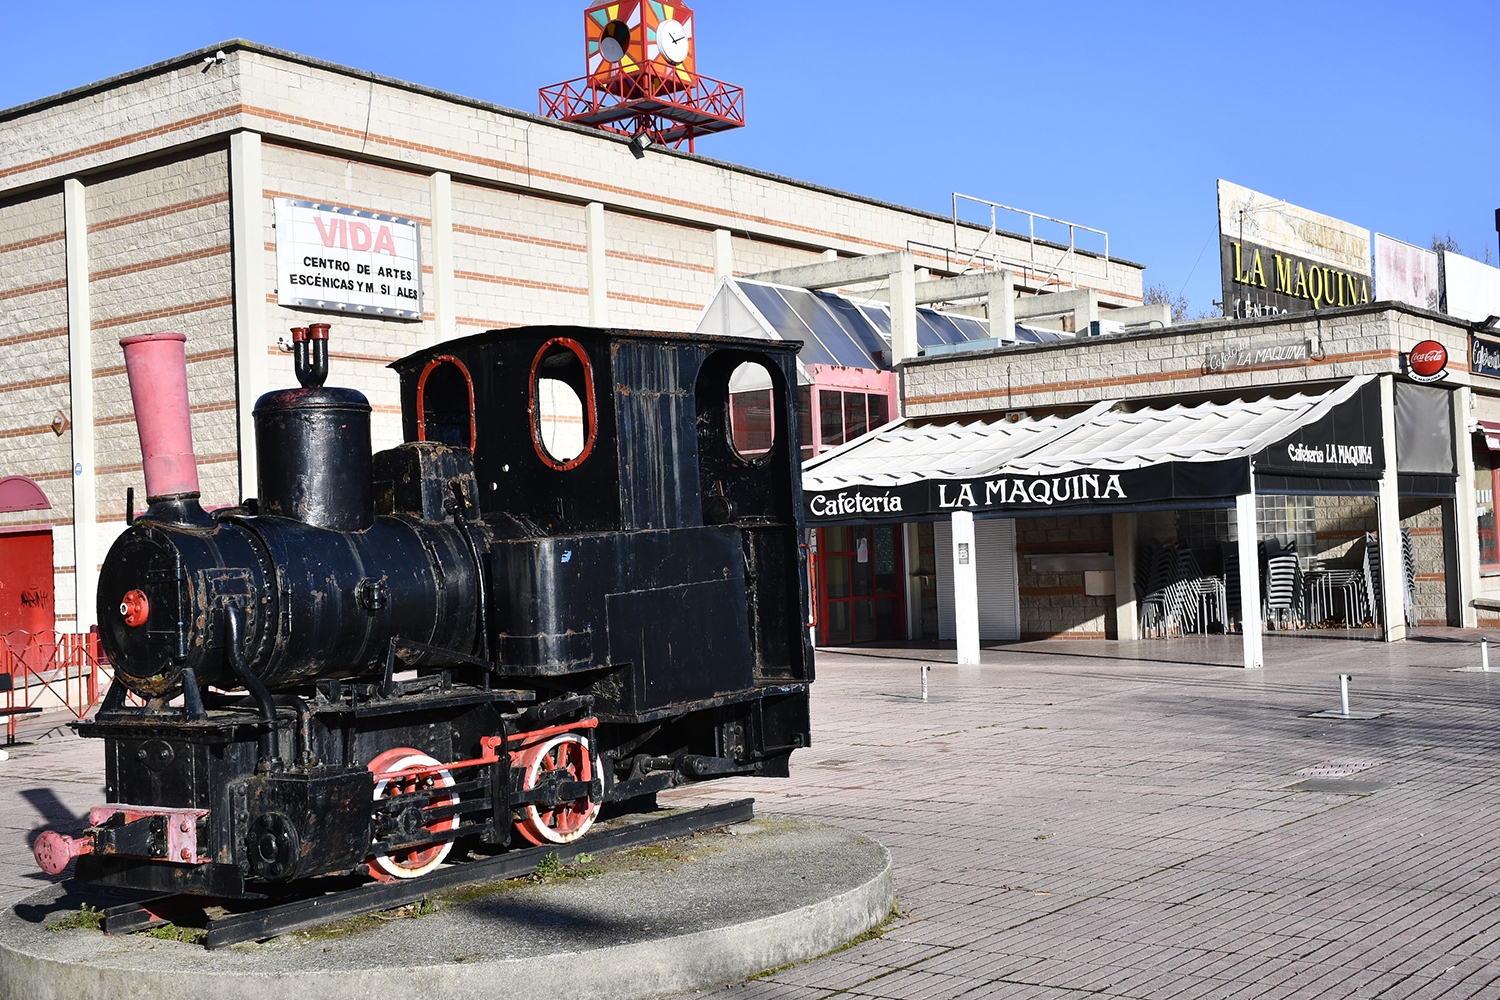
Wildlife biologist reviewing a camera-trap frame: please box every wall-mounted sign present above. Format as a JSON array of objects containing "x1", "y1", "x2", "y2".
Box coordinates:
[
  {"x1": 275, "y1": 199, "x2": 423, "y2": 319},
  {"x1": 1203, "y1": 337, "x2": 1312, "y2": 374},
  {"x1": 1217, "y1": 180, "x2": 1371, "y2": 319},
  {"x1": 1471, "y1": 333, "x2": 1500, "y2": 379},
  {"x1": 1374, "y1": 234, "x2": 1440, "y2": 311},
  {"x1": 1406, "y1": 340, "x2": 1449, "y2": 383},
  {"x1": 1440, "y1": 250, "x2": 1500, "y2": 322}
]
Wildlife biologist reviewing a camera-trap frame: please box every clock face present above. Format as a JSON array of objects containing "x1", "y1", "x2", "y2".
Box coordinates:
[
  {"x1": 656, "y1": 17, "x2": 689, "y2": 64},
  {"x1": 600, "y1": 20, "x2": 631, "y2": 63}
]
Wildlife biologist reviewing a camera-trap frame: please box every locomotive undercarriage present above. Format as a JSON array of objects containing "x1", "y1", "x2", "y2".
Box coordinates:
[{"x1": 53, "y1": 665, "x2": 805, "y2": 898}]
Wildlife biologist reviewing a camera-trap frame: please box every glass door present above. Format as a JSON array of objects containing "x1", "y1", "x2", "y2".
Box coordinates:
[{"x1": 816, "y1": 525, "x2": 906, "y2": 645}]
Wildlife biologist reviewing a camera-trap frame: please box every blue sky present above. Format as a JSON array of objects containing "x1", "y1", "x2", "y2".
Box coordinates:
[{"x1": 4, "y1": 1, "x2": 1496, "y2": 314}]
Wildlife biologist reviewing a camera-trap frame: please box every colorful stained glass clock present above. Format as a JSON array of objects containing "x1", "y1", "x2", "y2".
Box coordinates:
[{"x1": 586, "y1": 1, "x2": 697, "y2": 88}]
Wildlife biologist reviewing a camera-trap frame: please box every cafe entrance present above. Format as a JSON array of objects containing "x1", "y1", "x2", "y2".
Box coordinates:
[{"x1": 814, "y1": 524, "x2": 907, "y2": 645}]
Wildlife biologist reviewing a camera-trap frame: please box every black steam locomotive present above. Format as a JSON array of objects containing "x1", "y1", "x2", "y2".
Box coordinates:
[{"x1": 34, "y1": 323, "x2": 812, "y2": 896}]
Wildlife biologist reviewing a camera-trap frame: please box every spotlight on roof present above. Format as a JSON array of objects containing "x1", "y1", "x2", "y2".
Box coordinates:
[{"x1": 629, "y1": 132, "x2": 653, "y2": 158}]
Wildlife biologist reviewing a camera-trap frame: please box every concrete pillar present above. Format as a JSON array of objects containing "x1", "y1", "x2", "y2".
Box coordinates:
[
  {"x1": 1235, "y1": 491, "x2": 1263, "y2": 669},
  {"x1": 229, "y1": 131, "x2": 266, "y2": 504},
  {"x1": 1112, "y1": 512, "x2": 1138, "y2": 642},
  {"x1": 712, "y1": 228, "x2": 733, "y2": 281},
  {"x1": 428, "y1": 171, "x2": 455, "y2": 345},
  {"x1": 1453, "y1": 384, "x2": 1480, "y2": 627},
  {"x1": 888, "y1": 252, "x2": 919, "y2": 365},
  {"x1": 821, "y1": 249, "x2": 838, "y2": 262},
  {"x1": 64, "y1": 178, "x2": 96, "y2": 631},
  {"x1": 1377, "y1": 375, "x2": 1406, "y2": 641},
  {"x1": 951, "y1": 511, "x2": 980, "y2": 665},
  {"x1": 990, "y1": 270, "x2": 1015, "y2": 342},
  {"x1": 586, "y1": 202, "x2": 607, "y2": 326}
]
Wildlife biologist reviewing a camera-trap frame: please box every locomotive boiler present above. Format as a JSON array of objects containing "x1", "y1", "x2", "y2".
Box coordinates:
[{"x1": 34, "y1": 323, "x2": 813, "y2": 895}]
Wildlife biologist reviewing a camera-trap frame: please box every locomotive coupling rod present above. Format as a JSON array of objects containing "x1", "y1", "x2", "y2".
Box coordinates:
[{"x1": 202, "y1": 798, "x2": 754, "y2": 949}]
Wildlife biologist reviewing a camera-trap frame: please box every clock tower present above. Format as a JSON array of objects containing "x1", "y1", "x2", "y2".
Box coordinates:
[{"x1": 541, "y1": 2, "x2": 744, "y2": 152}]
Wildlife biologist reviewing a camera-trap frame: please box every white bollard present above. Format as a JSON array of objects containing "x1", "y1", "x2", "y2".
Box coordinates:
[
  {"x1": 920, "y1": 663, "x2": 930, "y2": 702},
  {"x1": 0, "y1": 748, "x2": 8, "y2": 761},
  {"x1": 1339, "y1": 674, "x2": 1351, "y2": 716},
  {"x1": 1484, "y1": 638, "x2": 1491, "y2": 673}
]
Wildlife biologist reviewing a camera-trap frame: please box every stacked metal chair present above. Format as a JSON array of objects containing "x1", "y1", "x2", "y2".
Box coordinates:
[{"x1": 1262, "y1": 539, "x2": 1304, "y2": 629}]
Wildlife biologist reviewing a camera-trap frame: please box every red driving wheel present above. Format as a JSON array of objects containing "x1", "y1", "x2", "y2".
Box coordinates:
[
  {"x1": 366, "y1": 747, "x2": 459, "y2": 881},
  {"x1": 513, "y1": 733, "x2": 601, "y2": 846}
]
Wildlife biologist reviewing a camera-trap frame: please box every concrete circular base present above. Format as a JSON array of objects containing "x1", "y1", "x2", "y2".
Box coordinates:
[{"x1": 1, "y1": 817, "x2": 892, "y2": 1000}]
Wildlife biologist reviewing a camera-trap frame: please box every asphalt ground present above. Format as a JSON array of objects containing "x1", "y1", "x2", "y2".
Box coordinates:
[{"x1": 5, "y1": 629, "x2": 1500, "y2": 999}]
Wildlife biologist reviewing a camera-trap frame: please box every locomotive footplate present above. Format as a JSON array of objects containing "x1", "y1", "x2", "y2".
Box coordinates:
[{"x1": 83, "y1": 798, "x2": 754, "y2": 949}]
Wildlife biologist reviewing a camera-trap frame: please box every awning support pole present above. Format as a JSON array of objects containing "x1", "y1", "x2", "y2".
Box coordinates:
[
  {"x1": 1377, "y1": 375, "x2": 1406, "y2": 642},
  {"x1": 1236, "y1": 490, "x2": 1264, "y2": 669},
  {"x1": 952, "y1": 511, "x2": 980, "y2": 665},
  {"x1": 1112, "y1": 513, "x2": 1138, "y2": 641}
]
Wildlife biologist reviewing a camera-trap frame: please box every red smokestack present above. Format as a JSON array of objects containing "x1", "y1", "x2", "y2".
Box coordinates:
[{"x1": 119, "y1": 332, "x2": 200, "y2": 501}]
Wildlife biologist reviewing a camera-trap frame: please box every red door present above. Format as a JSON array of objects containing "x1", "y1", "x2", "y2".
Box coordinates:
[
  {"x1": 0, "y1": 530, "x2": 54, "y2": 636},
  {"x1": 816, "y1": 525, "x2": 906, "y2": 645}
]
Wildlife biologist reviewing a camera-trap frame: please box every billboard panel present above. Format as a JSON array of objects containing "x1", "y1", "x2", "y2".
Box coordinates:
[
  {"x1": 1374, "y1": 234, "x2": 1439, "y2": 311},
  {"x1": 1441, "y1": 250, "x2": 1500, "y2": 322},
  {"x1": 1217, "y1": 180, "x2": 1371, "y2": 319},
  {"x1": 275, "y1": 199, "x2": 423, "y2": 319}
]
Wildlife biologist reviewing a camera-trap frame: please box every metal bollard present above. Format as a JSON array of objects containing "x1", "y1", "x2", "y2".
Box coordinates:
[
  {"x1": 1340, "y1": 674, "x2": 1351, "y2": 716},
  {"x1": 920, "y1": 663, "x2": 930, "y2": 702},
  {"x1": 1484, "y1": 638, "x2": 1491, "y2": 673}
]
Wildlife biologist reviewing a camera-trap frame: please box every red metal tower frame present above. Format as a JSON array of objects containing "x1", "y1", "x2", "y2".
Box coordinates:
[{"x1": 539, "y1": 2, "x2": 744, "y2": 152}]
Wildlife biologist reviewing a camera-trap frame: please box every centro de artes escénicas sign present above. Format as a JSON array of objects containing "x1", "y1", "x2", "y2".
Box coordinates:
[{"x1": 275, "y1": 199, "x2": 423, "y2": 319}]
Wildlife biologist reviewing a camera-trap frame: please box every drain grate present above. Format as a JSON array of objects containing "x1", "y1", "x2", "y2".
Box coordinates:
[{"x1": 1292, "y1": 760, "x2": 1380, "y2": 778}]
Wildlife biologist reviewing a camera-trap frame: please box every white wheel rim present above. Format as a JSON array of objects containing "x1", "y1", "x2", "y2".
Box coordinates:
[
  {"x1": 521, "y1": 734, "x2": 600, "y2": 845},
  {"x1": 372, "y1": 751, "x2": 459, "y2": 879}
]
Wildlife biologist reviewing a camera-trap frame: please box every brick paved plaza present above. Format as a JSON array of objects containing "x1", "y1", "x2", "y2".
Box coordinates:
[{"x1": 4, "y1": 632, "x2": 1500, "y2": 998}]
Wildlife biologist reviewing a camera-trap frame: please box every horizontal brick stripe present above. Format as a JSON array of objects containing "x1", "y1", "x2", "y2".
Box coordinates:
[
  {"x1": 92, "y1": 296, "x2": 233, "y2": 333},
  {"x1": 1415, "y1": 573, "x2": 1447, "y2": 582},
  {"x1": 906, "y1": 348, "x2": 1403, "y2": 408},
  {"x1": 96, "y1": 450, "x2": 236, "y2": 476},
  {"x1": 454, "y1": 222, "x2": 584, "y2": 254},
  {"x1": 93, "y1": 398, "x2": 237, "y2": 428},
  {"x1": 1408, "y1": 526, "x2": 1444, "y2": 536},
  {"x1": 456, "y1": 316, "x2": 521, "y2": 329},
  {"x1": 607, "y1": 289, "x2": 701, "y2": 311},
  {"x1": 607, "y1": 248, "x2": 714, "y2": 274},
  {"x1": 0, "y1": 373, "x2": 69, "y2": 395},
  {"x1": 0, "y1": 325, "x2": 68, "y2": 349},
  {"x1": 0, "y1": 105, "x2": 242, "y2": 181},
  {"x1": 0, "y1": 230, "x2": 64, "y2": 255},
  {"x1": 93, "y1": 346, "x2": 235, "y2": 381},
  {"x1": 91, "y1": 192, "x2": 230, "y2": 233},
  {"x1": 455, "y1": 269, "x2": 587, "y2": 297},
  {"x1": 1016, "y1": 539, "x2": 1112, "y2": 552},
  {"x1": 91, "y1": 243, "x2": 230, "y2": 282},
  {"x1": 0, "y1": 422, "x2": 56, "y2": 440},
  {"x1": 246, "y1": 109, "x2": 1130, "y2": 298},
  {"x1": 0, "y1": 277, "x2": 66, "y2": 301}
]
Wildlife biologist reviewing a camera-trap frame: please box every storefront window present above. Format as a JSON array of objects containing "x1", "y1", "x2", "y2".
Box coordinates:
[
  {"x1": 729, "y1": 388, "x2": 774, "y2": 457},
  {"x1": 814, "y1": 389, "x2": 893, "y2": 453},
  {"x1": 815, "y1": 524, "x2": 905, "y2": 645},
  {"x1": 1476, "y1": 438, "x2": 1499, "y2": 570}
]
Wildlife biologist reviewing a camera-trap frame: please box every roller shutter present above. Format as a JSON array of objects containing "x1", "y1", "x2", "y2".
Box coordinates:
[{"x1": 935, "y1": 517, "x2": 1019, "y2": 641}]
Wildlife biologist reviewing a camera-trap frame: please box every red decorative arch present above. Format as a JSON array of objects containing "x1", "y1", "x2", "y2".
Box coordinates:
[{"x1": 0, "y1": 476, "x2": 49, "y2": 514}]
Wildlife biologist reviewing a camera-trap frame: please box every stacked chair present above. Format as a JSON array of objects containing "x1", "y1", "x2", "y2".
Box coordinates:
[
  {"x1": 1261, "y1": 539, "x2": 1305, "y2": 629},
  {"x1": 1135, "y1": 540, "x2": 1229, "y2": 638}
]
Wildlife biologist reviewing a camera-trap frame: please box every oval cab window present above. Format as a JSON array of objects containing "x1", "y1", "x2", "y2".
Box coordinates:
[
  {"x1": 530, "y1": 339, "x2": 596, "y2": 470},
  {"x1": 416, "y1": 357, "x2": 475, "y2": 449},
  {"x1": 728, "y1": 361, "x2": 777, "y2": 462}
]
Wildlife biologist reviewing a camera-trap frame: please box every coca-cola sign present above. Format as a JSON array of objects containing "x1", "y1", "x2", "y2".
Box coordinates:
[{"x1": 1406, "y1": 340, "x2": 1449, "y2": 383}]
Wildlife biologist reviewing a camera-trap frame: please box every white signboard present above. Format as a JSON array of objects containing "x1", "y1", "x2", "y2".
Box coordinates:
[
  {"x1": 275, "y1": 199, "x2": 422, "y2": 319},
  {"x1": 1442, "y1": 251, "x2": 1500, "y2": 322},
  {"x1": 1217, "y1": 180, "x2": 1370, "y2": 275},
  {"x1": 1374, "y1": 234, "x2": 1439, "y2": 311}
]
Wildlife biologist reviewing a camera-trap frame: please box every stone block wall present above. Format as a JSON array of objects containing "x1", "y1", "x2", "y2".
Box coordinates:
[
  {"x1": 1016, "y1": 514, "x2": 1114, "y2": 639},
  {"x1": 1402, "y1": 500, "x2": 1448, "y2": 627}
]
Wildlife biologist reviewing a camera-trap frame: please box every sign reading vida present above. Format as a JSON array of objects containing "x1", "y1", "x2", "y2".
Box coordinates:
[{"x1": 275, "y1": 200, "x2": 422, "y2": 319}]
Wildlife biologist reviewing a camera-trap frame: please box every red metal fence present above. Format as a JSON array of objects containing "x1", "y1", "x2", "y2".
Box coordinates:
[{"x1": 1, "y1": 629, "x2": 109, "y2": 743}]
